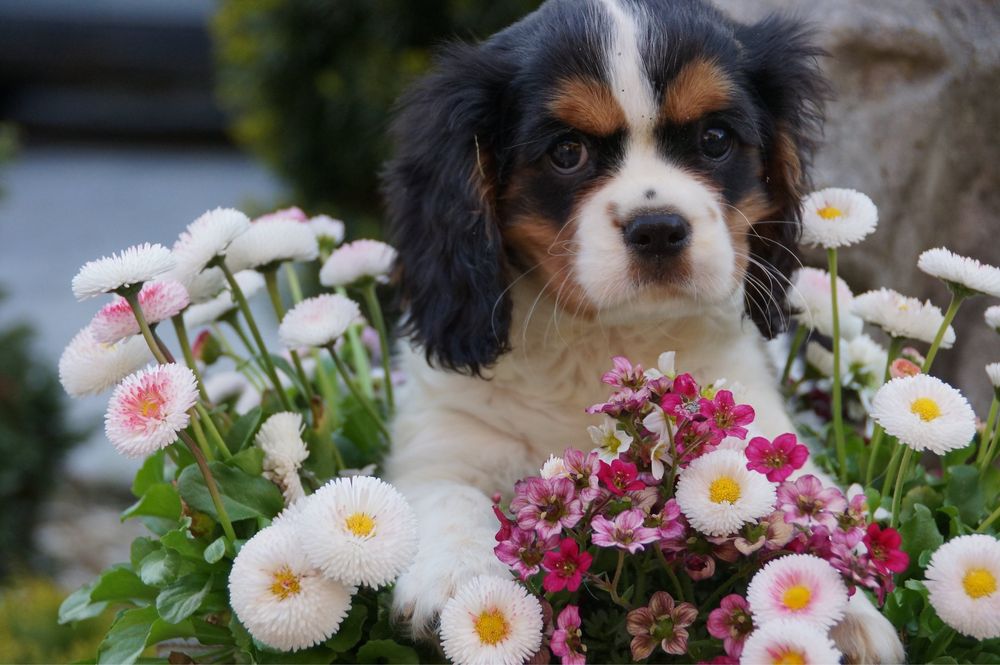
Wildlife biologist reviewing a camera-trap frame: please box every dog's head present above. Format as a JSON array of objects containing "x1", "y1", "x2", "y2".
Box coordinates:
[{"x1": 384, "y1": 0, "x2": 826, "y2": 375}]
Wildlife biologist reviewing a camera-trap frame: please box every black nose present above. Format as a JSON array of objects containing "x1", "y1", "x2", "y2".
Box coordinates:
[{"x1": 624, "y1": 213, "x2": 691, "y2": 257}]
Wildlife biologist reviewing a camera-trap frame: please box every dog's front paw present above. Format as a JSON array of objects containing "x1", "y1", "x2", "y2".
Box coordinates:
[{"x1": 830, "y1": 592, "x2": 905, "y2": 664}]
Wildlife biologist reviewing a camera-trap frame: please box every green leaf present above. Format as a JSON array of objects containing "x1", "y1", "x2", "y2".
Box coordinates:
[
  {"x1": 139, "y1": 549, "x2": 181, "y2": 587},
  {"x1": 192, "y1": 617, "x2": 234, "y2": 646},
  {"x1": 130, "y1": 537, "x2": 160, "y2": 569},
  {"x1": 271, "y1": 354, "x2": 307, "y2": 396},
  {"x1": 325, "y1": 603, "x2": 367, "y2": 652},
  {"x1": 946, "y1": 465, "x2": 985, "y2": 524},
  {"x1": 90, "y1": 566, "x2": 158, "y2": 603},
  {"x1": 122, "y1": 483, "x2": 182, "y2": 523},
  {"x1": 356, "y1": 640, "x2": 419, "y2": 664},
  {"x1": 161, "y1": 527, "x2": 208, "y2": 561},
  {"x1": 204, "y1": 536, "x2": 227, "y2": 564},
  {"x1": 97, "y1": 606, "x2": 158, "y2": 665},
  {"x1": 178, "y1": 461, "x2": 283, "y2": 521},
  {"x1": 230, "y1": 446, "x2": 264, "y2": 476},
  {"x1": 132, "y1": 451, "x2": 166, "y2": 497},
  {"x1": 225, "y1": 406, "x2": 263, "y2": 452},
  {"x1": 899, "y1": 504, "x2": 944, "y2": 577},
  {"x1": 156, "y1": 575, "x2": 212, "y2": 623},
  {"x1": 943, "y1": 443, "x2": 975, "y2": 469},
  {"x1": 901, "y1": 486, "x2": 943, "y2": 522},
  {"x1": 58, "y1": 581, "x2": 108, "y2": 624}
]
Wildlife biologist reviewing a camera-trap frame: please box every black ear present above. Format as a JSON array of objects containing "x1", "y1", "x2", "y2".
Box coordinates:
[
  {"x1": 382, "y1": 42, "x2": 514, "y2": 376},
  {"x1": 740, "y1": 16, "x2": 829, "y2": 338}
]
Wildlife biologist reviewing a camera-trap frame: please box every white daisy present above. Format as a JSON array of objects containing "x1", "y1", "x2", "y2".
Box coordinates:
[
  {"x1": 183, "y1": 270, "x2": 265, "y2": 328},
  {"x1": 588, "y1": 420, "x2": 634, "y2": 463},
  {"x1": 226, "y1": 218, "x2": 319, "y2": 273},
  {"x1": 257, "y1": 412, "x2": 310, "y2": 504},
  {"x1": 788, "y1": 267, "x2": 863, "y2": 340},
  {"x1": 739, "y1": 618, "x2": 843, "y2": 665},
  {"x1": 539, "y1": 455, "x2": 569, "y2": 479},
  {"x1": 172, "y1": 207, "x2": 251, "y2": 276},
  {"x1": 987, "y1": 306, "x2": 1000, "y2": 333},
  {"x1": 72, "y1": 242, "x2": 175, "y2": 301},
  {"x1": 918, "y1": 247, "x2": 1000, "y2": 298},
  {"x1": 747, "y1": 554, "x2": 848, "y2": 629},
  {"x1": 309, "y1": 214, "x2": 346, "y2": 246},
  {"x1": 800, "y1": 188, "x2": 878, "y2": 249},
  {"x1": 296, "y1": 476, "x2": 418, "y2": 587},
  {"x1": 59, "y1": 325, "x2": 152, "y2": 397},
  {"x1": 852, "y1": 288, "x2": 956, "y2": 346},
  {"x1": 988, "y1": 363, "x2": 1000, "y2": 390},
  {"x1": 90, "y1": 280, "x2": 190, "y2": 344},
  {"x1": 675, "y1": 449, "x2": 777, "y2": 537},
  {"x1": 278, "y1": 294, "x2": 361, "y2": 349},
  {"x1": 174, "y1": 266, "x2": 227, "y2": 305},
  {"x1": 229, "y1": 522, "x2": 354, "y2": 652},
  {"x1": 870, "y1": 374, "x2": 977, "y2": 454},
  {"x1": 104, "y1": 363, "x2": 199, "y2": 458},
  {"x1": 924, "y1": 534, "x2": 1000, "y2": 640},
  {"x1": 439, "y1": 576, "x2": 544, "y2": 665},
  {"x1": 805, "y1": 341, "x2": 844, "y2": 379},
  {"x1": 319, "y1": 239, "x2": 396, "y2": 288}
]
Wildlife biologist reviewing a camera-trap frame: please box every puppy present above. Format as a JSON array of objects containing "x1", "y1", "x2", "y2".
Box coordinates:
[{"x1": 382, "y1": 0, "x2": 904, "y2": 661}]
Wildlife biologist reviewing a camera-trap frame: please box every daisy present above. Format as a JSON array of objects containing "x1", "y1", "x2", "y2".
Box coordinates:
[
  {"x1": 257, "y1": 412, "x2": 310, "y2": 504},
  {"x1": 172, "y1": 207, "x2": 251, "y2": 276},
  {"x1": 588, "y1": 420, "x2": 633, "y2": 463},
  {"x1": 278, "y1": 294, "x2": 361, "y2": 349},
  {"x1": 918, "y1": 247, "x2": 1000, "y2": 298},
  {"x1": 104, "y1": 363, "x2": 199, "y2": 458},
  {"x1": 226, "y1": 218, "x2": 319, "y2": 272},
  {"x1": 924, "y1": 534, "x2": 1000, "y2": 639},
  {"x1": 171, "y1": 266, "x2": 226, "y2": 305},
  {"x1": 439, "y1": 575, "x2": 543, "y2": 665},
  {"x1": 988, "y1": 362, "x2": 1000, "y2": 390},
  {"x1": 90, "y1": 280, "x2": 190, "y2": 344},
  {"x1": 296, "y1": 476, "x2": 417, "y2": 587},
  {"x1": 59, "y1": 325, "x2": 152, "y2": 397},
  {"x1": 788, "y1": 267, "x2": 863, "y2": 339},
  {"x1": 675, "y1": 449, "x2": 777, "y2": 537},
  {"x1": 739, "y1": 618, "x2": 842, "y2": 665},
  {"x1": 72, "y1": 242, "x2": 175, "y2": 300},
  {"x1": 800, "y1": 188, "x2": 878, "y2": 249},
  {"x1": 319, "y1": 239, "x2": 396, "y2": 287},
  {"x1": 746, "y1": 554, "x2": 848, "y2": 629},
  {"x1": 852, "y1": 288, "x2": 956, "y2": 346},
  {"x1": 229, "y1": 522, "x2": 354, "y2": 652},
  {"x1": 539, "y1": 454, "x2": 569, "y2": 479},
  {"x1": 256, "y1": 206, "x2": 308, "y2": 223},
  {"x1": 870, "y1": 374, "x2": 977, "y2": 454},
  {"x1": 309, "y1": 214, "x2": 346, "y2": 245},
  {"x1": 987, "y1": 306, "x2": 1000, "y2": 333},
  {"x1": 805, "y1": 341, "x2": 844, "y2": 379},
  {"x1": 183, "y1": 270, "x2": 264, "y2": 328}
]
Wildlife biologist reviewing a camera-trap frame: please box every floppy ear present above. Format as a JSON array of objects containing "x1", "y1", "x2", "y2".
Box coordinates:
[
  {"x1": 739, "y1": 16, "x2": 828, "y2": 338},
  {"x1": 382, "y1": 43, "x2": 514, "y2": 376}
]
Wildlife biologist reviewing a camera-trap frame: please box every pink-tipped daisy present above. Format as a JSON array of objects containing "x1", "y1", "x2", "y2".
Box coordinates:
[
  {"x1": 172, "y1": 207, "x2": 251, "y2": 277},
  {"x1": 72, "y1": 242, "x2": 175, "y2": 300},
  {"x1": 278, "y1": 293, "x2": 361, "y2": 349},
  {"x1": 319, "y1": 239, "x2": 396, "y2": 287},
  {"x1": 788, "y1": 267, "x2": 863, "y2": 340},
  {"x1": 870, "y1": 374, "x2": 977, "y2": 454},
  {"x1": 924, "y1": 534, "x2": 1000, "y2": 640},
  {"x1": 800, "y1": 188, "x2": 878, "y2": 249},
  {"x1": 104, "y1": 363, "x2": 198, "y2": 458},
  {"x1": 59, "y1": 325, "x2": 152, "y2": 397},
  {"x1": 90, "y1": 279, "x2": 190, "y2": 344},
  {"x1": 746, "y1": 554, "x2": 849, "y2": 629},
  {"x1": 225, "y1": 218, "x2": 319, "y2": 272},
  {"x1": 918, "y1": 247, "x2": 1000, "y2": 298},
  {"x1": 183, "y1": 269, "x2": 264, "y2": 328},
  {"x1": 739, "y1": 618, "x2": 842, "y2": 664}
]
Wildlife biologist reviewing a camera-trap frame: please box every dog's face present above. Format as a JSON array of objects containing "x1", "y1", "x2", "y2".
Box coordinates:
[{"x1": 385, "y1": 0, "x2": 826, "y2": 374}]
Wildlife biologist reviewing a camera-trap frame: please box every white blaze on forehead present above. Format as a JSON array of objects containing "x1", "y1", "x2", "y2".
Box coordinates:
[{"x1": 595, "y1": 0, "x2": 657, "y2": 138}]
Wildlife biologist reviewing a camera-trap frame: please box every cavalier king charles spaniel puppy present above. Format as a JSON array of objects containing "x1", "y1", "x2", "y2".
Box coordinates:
[{"x1": 382, "y1": 0, "x2": 903, "y2": 660}]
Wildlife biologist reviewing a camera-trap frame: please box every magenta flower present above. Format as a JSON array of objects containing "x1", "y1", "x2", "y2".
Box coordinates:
[
  {"x1": 591, "y1": 509, "x2": 659, "y2": 553},
  {"x1": 493, "y1": 503, "x2": 514, "y2": 542},
  {"x1": 550, "y1": 605, "x2": 586, "y2": 665},
  {"x1": 645, "y1": 499, "x2": 685, "y2": 542},
  {"x1": 494, "y1": 527, "x2": 558, "y2": 580},
  {"x1": 597, "y1": 459, "x2": 645, "y2": 496},
  {"x1": 698, "y1": 390, "x2": 755, "y2": 439},
  {"x1": 586, "y1": 387, "x2": 650, "y2": 416},
  {"x1": 542, "y1": 538, "x2": 593, "y2": 593},
  {"x1": 626, "y1": 592, "x2": 698, "y2": 659},
  {"x1": 684, "y1": 553, "x2": 716, "y2": 580},
  {"x1": 512, "y1": 477, "x2": 583, "y2": 538},
  {"x1": 660, "y1": 373, "x2": 702, "y2": 421},
  {"x1": 706, "y1": 594, "x2": 753, "y2": 658},
  {"x1": 602, "y1": 356, "x2": 645, "y2": 389},
  {"x1": 745, "y1": 433, "x2": 809, "y2": 482},
  {"x1": 564, "y1": 448, "x2": 601, "y2": 503},
  {"x1": 776, "y1": 474, "x2": 847, "y2": 529},
  {"x1": 864, "y1": 524, "x2": 909, "y2": 575}
]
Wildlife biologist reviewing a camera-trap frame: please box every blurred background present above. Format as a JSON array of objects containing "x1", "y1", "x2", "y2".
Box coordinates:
[{"x1": 0, "y1": 0, "x2": 996, "y2": 659}]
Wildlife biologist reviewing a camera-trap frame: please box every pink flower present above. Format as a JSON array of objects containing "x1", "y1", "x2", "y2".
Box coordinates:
[
  {"x1": 255, "y1": 206, "x2": 308, "y2": 223},
  {"x1": 90, "y1": 280, "x2": 191, "y2": 344},
  {"x1": 776, "y1": 475, "x2": 847, "y2": 529},
  {"x1": 512, "y1": 477, "x2": 583, "y2": 538},
  {"x1": 699, "y1": 657, "x2": 738, "y2": 665},
  {"x1": 597, "y1": 459, "x2": 645, "y2": 496},
  {"x1": 550, "y1": 605, "x2": 586, "y2": 665},
  {"x1": 684, "y1": 553, "x2": 716, "y2": 580},
  {"x1": 602, "y1": 356, "x2": 645, "y2": 390},
  {"x1": 493, "y1": 503, "x2": 514, "y2": 542},
  {"x1": 564, "y1": 448, "x2": 601, "y2": 504},
  {"x1": 745, "y1": 434, "x2": 809, "y2": 482},
  {"x1": 890, "y1": 357, "x2": 922, "y2": 379},
  {"x1": 495, "y1": 527, "x2": 558, "y2": 580},
  {"x1": 542, "y1": 539, "x2": 593, "y2": 593},
  {"x1": 706, "y1": 594, "x2": 754, "y2": 658},
  {"x1": 627, "y1": 592, "x2": 698, "y2": 659},
  {"x1": 591, "y1": 509, "x2": 659, "y2": 553},
  {"x1": 699, "y1": 390, "x2": 755, "y2": 439},
  {"x1": 863, "y1": 524, "x2": 909, "y2": 575},
  {"x1": 645, "y1": 499, "x2": 685, "y2": 542},
  {"x1": 105, "y1": 363, "x2": 198, "y2": 458},
  {"x1": 586, "y1": 387, "x2": 649, "y2": 416},
  {"x1": 660, "y1": 373, "x2": 702, "y2": 421},
  {"x1": 734, "y1": 512, "x2": 793, "y2": 555}
]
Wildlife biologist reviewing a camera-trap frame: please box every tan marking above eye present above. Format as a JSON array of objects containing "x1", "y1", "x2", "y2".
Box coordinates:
[
  {"x1": 547, "y1": 77, "x2": 627, "y2": 137},
  {"x1": 662, "y1": 58, "x2": 735, "y2": 124}
]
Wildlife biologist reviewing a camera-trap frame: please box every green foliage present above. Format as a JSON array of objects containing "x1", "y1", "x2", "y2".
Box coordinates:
[{"x1": 212, "y1": 0, "x2": 539, "y2": 220}]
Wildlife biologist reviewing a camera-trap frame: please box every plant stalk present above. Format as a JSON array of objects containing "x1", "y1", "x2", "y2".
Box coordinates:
[
  {"x1": 362, "y1": 282, "x2": 395, "y2": 411},
  {"x1": 179, "y1": 430, "x2": 236, "y2": 543},
  {"x1": 780, "y1": 325, "x2": 808, "y2": 386},
  {"x1": 326, "y1": 345, "x2": 390, "y2": 438},
  {"x1": 263, "y1": 269, "x2": 314, "y2": 402},
  {"x1": 827, "y1": 248, "x2": 847, "y2": 483},
  {"x1": 172, "y1": 315, "x2": 210, "y2": 403}
]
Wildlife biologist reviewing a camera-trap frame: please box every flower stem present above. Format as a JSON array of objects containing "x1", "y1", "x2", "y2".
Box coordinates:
[
  {"x1": 122, "y1": 290, "x2": 169, "y2": 365},
  {"x1": 655, "y1": 546, "x2": 684, "y2": 602},
  {"x1": 881, "y1": 442, "x2": 905, "y2": 497},
  {"x1": 171, "y1": 315, "x2": 209, "y2": 403},
  {"x1": 337, "y1": 286, "x2": 373, "y2": 398},
  {"x1": 780, "y1": 325, "x2": 807, "y2": 386},
  {"x1": 179, "y1": 430, "x2": 236, "y2": 543},
  {"x1": 922, "y1": 293, "x2": 964, "y2": 373},
  {"x1": 883, "y1": 336, "x2": 904, "y2": 383},
  {"x1": 608, "y1": 550, "x2": 627, "y2": 608},
  {"x1": 983, "y1": 415, "x2": 1000, "y2": 471},
  {"x1": 863, "y1": 425, "x2": 887, "y2": 487},
  {"x1": 977, "y1": 397, "x2": 999, "y2": 467},
  {"x1": 283, "y1": 262, "x2": 304, "y2": 303},
  {"x1": 263, "y1": 269, "x2": 314, "y2": 403},
  {"x1": 187, "y1": 409, "x2": 214, "y2": 462},
  {"x1": 362, "y1": 283, "x2": 394, "y2": 412},
  {"x1": 326, "y1": 345, "x2": 389, "y2": 439},
  {"x1": 889, "y1": 446, "x2": 914, "y2": 529},
  {"x1": 195, "y1": 403, "x2": 232, "y2": 460},
  {"x1": 827, "y1": 248, "x2": 847, "y2": 483},
  {"x1": 977, "y1": 501, "x2": 1000, "y2": 532}
]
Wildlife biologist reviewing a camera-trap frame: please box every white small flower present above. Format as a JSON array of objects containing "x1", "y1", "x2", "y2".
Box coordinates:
[
  {"x1": 675, "y1": 449, "x2": 777, "y2": 537},
  {"x1": 739, "y1": 618, "x2": 842, "y2": 665},
  {"x1": 643, "y1": 351, "x2": 677, "y2": 382},
  {"x1": 309, "y1": 214, "x2": 346, "y2": 245},
  {"x1": 800, "y1": 188, "x2": 878, "y2": 249},
  {"x1": 788, "y1": 267, "x2": 863, "y2": 339},
  {"x1": 319, "y1": 239, "x2": 396, "y2": 287},
  {"x1": 279, "y1": 294, "x2": 361, "y2": 349},
  {"x1": 924, "y1": 534, "x2": 1000, "y2": 640},
  {"x1": 588, "y1": 420, "x2": 634, "y2": 463},
  {"x1": 104, "y1": 364, "x2": 199, "y2": 458},
  {"x1": 183, "y1": 270, "x2": 264, "y2": 328},
  {"x1": 173, "y1": 266, "x2": 226, "y2": 305},
  {"x1": 90, "y1": 280, "x2": 190, "y2": 344},
  {"x1": 987, "y1": 363, "x2": 1000, "y2": 390},
  {"x1": 229, "y1": 523, "x2": 354, "y2": 652},
  {"x1": 805, "y1": 341, "x2": 843, "y2": 379},
  {"x1": 172, "y1": 207, "x2": 251, "y2": 277},
  {"x1": 296, "y1": 476, "x2": 418, "y2": 587},
  {"x1": 852, "y1": 288, "x2": 956, "y2": 346},
  {"x1": 870, "y1": 374, "x2": 977, "y2": 454},
  {"x1": 226, "y1": 218, "x2": 319, "y2": 272},
  {"x1": 987, "y1": 306, "x2": 1000, "y2": 333},
  {"x1": 539, "y1": 455, "x2": 569, "y2": 479},
  {"x1": 72, "y1": 243, "x2": 175, "y2": 300},
  {"x1": 59, "y1": 325, "x2": 152, "y2": 397},
  {"x1": 747, "y1": 554, "x2": 848, "y2": 629},
  {"x1": 439, "y1": 575, "x2": 544, "y2": 665},
  {"x1": 257, "y1": 412, "x2": 310, "y2": 504},
  {"x1": 918, "y1": 247, "x2": 1000, "y2": 298}
]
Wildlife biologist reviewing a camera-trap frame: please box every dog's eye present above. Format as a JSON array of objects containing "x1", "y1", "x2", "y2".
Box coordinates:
[
  {"x1": 548, "y1": 138, "x2": 588, "y2": 174},
  {"x1": 700, "y1": 126, "x2": 733, "y2": 160}
]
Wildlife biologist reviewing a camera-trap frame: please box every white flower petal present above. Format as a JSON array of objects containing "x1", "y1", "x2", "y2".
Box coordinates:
[
  {"x1": 925, "y1": 534, "x2": 1000, "y2": 640},
  {"x1": 740, "y1": 618, "x2": 843, "y2": 664},
  {"x1": 800, "y1": 188, "x2": 878, "y2": 249},
  {"x1": 59, "y1": 325, "x2": 152, "y2": 397},
  {"x1": 675, "y1": 449, "x2": 777, "y2": 537},
  {"x1": 788, "y1": 267, "x2": 863, "y2": 339},
  {"x1": 279, "y1": 294, "x2": 361, "y2": 349},
  {"x1": 870, "y1": 374, "x2": 977, "y2": 454},
  {"x1": 852, "y1": 288, "x2": 956, "y2": 346},
  {"x1": 72, "y1": 243, "x2": 175, "y2": 300},
  {"x1": 747, "y1": 553, "x2": 848, "y2": 629},
  {"x1": 104, "y1": 363, "x2": 198, "y2": 458},
  {"x1": 918, "y1": 247, "x2": 1000, "y2": 298},
  {"x1": 226, "y1": 218, "x2": 319, "y2": 272},
  {"x1": 319, "y1": 239, "x2": 396, "y2": 288}
]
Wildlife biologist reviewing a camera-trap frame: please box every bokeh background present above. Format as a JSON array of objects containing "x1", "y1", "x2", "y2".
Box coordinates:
[{"x1": 0, "y1": 0, "x2": 996, "y2": 659}]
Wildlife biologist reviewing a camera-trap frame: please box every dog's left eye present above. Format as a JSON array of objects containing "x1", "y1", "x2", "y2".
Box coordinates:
[
  {"x1": 548, "y1": 137, "x2": 589, "y2": 174},
  {"x1": 699, "y1": 126, "x2": 733, "y2": 160}
]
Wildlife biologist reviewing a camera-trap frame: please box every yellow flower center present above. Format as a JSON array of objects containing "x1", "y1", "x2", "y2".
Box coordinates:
[
  {"x1": 772, "y1": 650, "x2": 807, "y2": 665},
  {"x1": 816, "y1": 205, "x2": 843, "y2": 220},
  {"x1": 136, "y1": 388, "x2": 163, "y2": 418},
  {"x1": 606, "y1": 433, "x2": 623, "y2": 453},
  {"x1": 269, "y1": 566, "x2": 302, "y2": 600},
  {"x1": 709, "y1": 476, "x2": 741, "y2": 504},
  {"x1": 782, "y1": 584, "x2": 812, "y2": 611},
  {"x1": 345, "y1": 512, "x2": 376, "y2": 537},
  {"x1": 474, "y1": 609, "x2": 510, "y2": 646},
  {"x1": 962, "y1": 568, "x2": 997, "y2": 599},
  {"x1": 910, "y1": 397, "x2": 942, "y2": 422}
]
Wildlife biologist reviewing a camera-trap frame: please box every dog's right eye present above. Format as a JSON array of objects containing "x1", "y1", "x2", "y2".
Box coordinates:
[{"x1": 548, "y1": 137, "x2": 589, "y2": 174}]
